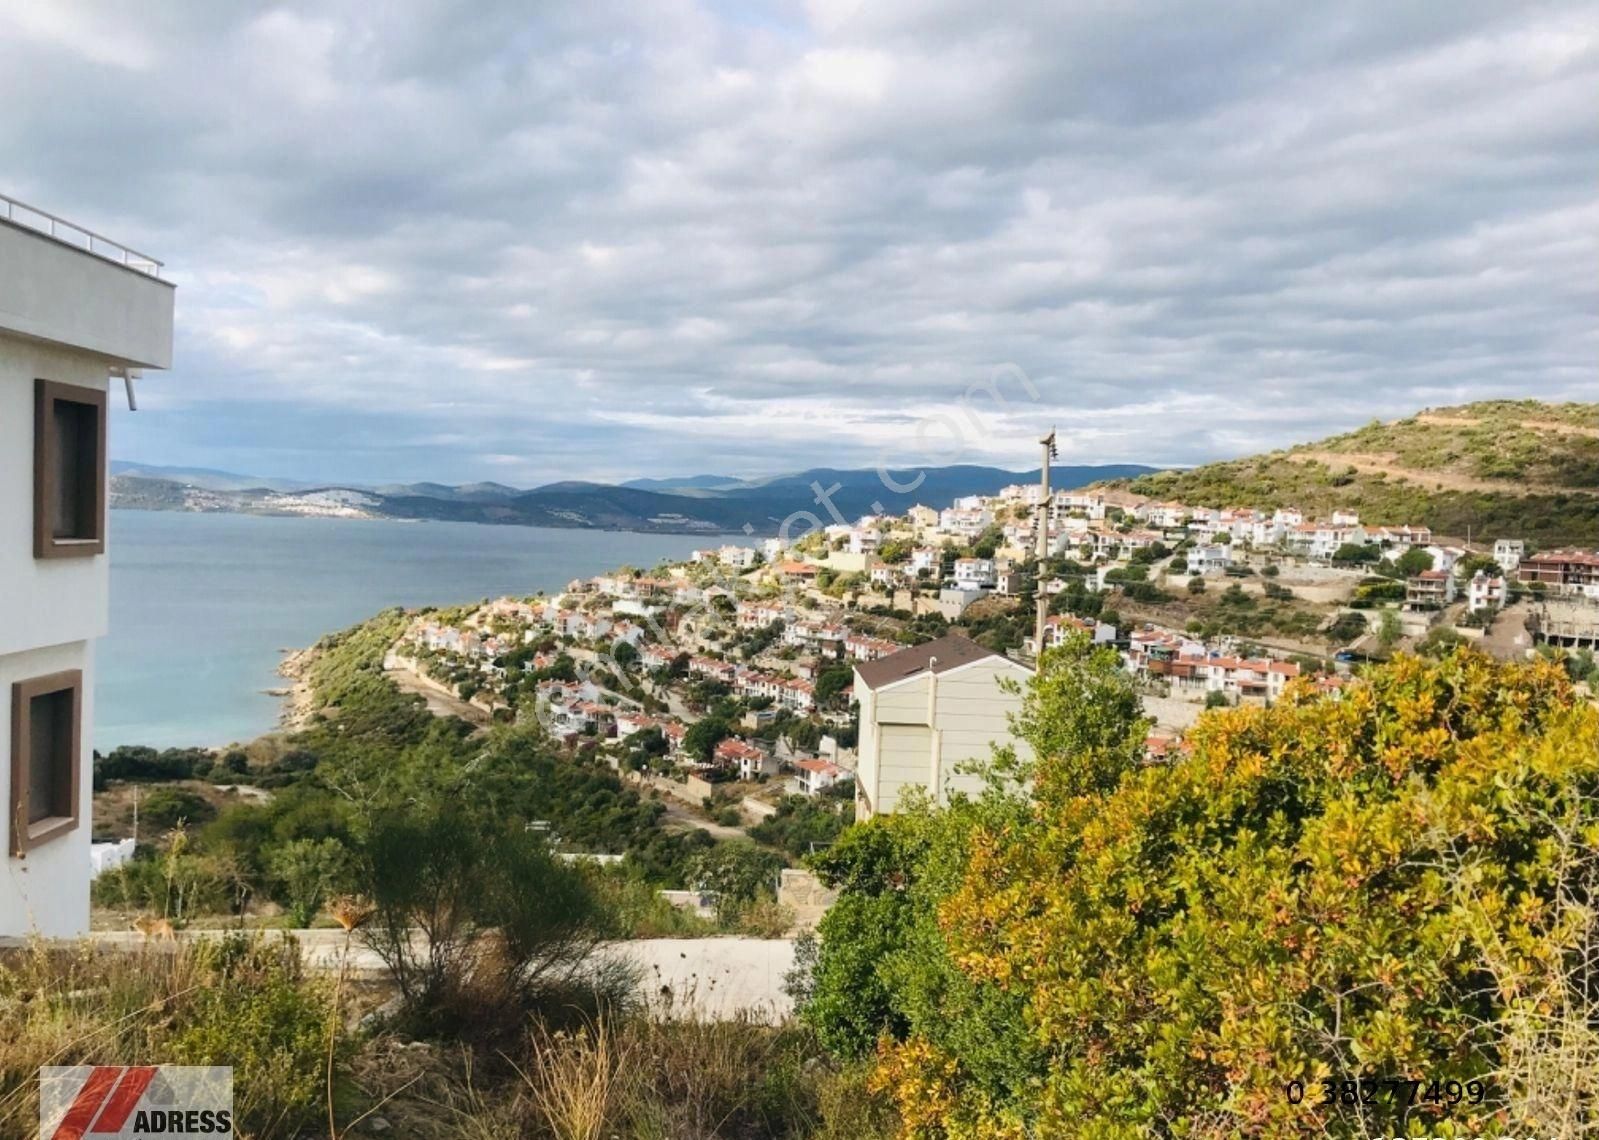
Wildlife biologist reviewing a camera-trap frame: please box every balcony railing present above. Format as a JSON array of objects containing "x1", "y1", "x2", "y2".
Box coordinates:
[{"x1": 0, "y1": 192, "x2": 164, "y2": 278}]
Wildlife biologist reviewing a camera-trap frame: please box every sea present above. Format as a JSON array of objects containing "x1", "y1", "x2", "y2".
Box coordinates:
[{"x1": 97, "y1": 510, "x2": 709, "y2": 750}]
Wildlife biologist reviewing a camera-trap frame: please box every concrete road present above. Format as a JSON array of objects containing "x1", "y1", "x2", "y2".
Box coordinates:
[{"x1": 49, "y1": 931, "x2": 796, "y2": 1020}]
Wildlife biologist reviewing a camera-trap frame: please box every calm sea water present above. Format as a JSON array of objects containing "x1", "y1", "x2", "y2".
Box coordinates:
[{"x1": 98, "y1": 510, "x2": 707, "y2": 750}]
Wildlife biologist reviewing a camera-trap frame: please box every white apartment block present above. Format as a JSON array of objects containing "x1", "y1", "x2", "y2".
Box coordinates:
[{"x1": 1, "y1": 198, "x2": 174, "y2": 936}]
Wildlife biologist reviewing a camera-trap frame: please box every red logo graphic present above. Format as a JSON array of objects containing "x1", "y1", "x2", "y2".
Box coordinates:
[{"x1": 48, "y1": 1066, "x2": 158, "y2": 1140}]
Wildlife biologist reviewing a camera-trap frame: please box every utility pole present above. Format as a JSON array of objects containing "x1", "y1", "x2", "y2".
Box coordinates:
[{"x1": 1035, "y1": 428, "x2": 1058, "y2": 660}]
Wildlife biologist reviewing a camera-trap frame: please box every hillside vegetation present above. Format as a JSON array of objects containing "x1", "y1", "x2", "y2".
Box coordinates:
[{"x1": 1122, "y1": 400, "x2": 1599, "y2": 543}]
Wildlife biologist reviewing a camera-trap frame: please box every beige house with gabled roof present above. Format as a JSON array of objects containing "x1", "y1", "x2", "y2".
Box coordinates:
[{"x1": 853, "y1": 634, "x2": 1032, "y2": 819}]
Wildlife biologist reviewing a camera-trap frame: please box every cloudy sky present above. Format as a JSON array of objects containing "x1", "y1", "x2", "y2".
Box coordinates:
[{"x1": 2, "y1": 1, "x2": 1594, "y2": 487}]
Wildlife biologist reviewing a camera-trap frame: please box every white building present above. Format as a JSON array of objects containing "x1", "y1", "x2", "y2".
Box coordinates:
[
  {"x1": 1, "y1": 199, "x2": 174, "y2": 936},
  {"x1": 793, "y1": 757, "x2": 846, "y2": 797},
  {"x1": 1492, "y1": 539, "x2": 1525, "y2": 573},
  {"x1": 1466, "y1": 571, "x2": 1506, "y2": 614},
  {"x1": 1025, "y1": 614, "x2": 1117, "y2": 656},
  {"x1": 951, "y1": 557, "x2": 996, "y2": 589},
  {"x1": 853, "y1": 634, "x2": 1033, "y2": 819},
  {"x1": 1188, "y1": 544, "x2": 1232, "y2": 575}
]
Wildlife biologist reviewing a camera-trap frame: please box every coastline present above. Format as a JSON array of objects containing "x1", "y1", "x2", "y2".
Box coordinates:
[
  {"x1": 110, "y1": 503, "x2": 740, "y2": 537},
  {"x1": 276, "y1": 645, "x2": 321, "y2": 733}
]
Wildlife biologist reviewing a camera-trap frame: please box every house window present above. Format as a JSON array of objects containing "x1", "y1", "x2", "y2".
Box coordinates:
[
  {"x1": 9, "y1": 671, "x2": 82, "y2": 855},
  {"x1": 34, "y1": 379, "x2": 107, "y2": 559}
]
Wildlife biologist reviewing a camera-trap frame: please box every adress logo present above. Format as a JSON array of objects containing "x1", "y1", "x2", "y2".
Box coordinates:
[{"x1": 40, "y1": 1066, "x2": 233, "y2": 1139}]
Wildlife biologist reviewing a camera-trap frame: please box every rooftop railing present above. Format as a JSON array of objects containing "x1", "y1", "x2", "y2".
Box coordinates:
[{"x1": 0, "y1": 192, "x2": 164, "y2": 278}]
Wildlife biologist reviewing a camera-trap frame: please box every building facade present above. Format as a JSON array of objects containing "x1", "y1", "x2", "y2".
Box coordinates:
[
  {"x1": 1, "y1": 202, "x2": 173, "y2": 936},
  {"x1": 853, "y1": 634, "x2": 1032, "y2": 820}
]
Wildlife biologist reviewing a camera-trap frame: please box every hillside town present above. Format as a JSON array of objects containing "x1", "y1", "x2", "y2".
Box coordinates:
[{"x1": 387, "y1": 476, "x2": 1599, "y2": 825}]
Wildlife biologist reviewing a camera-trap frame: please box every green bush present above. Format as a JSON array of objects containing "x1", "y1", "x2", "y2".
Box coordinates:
[
  {"x1": 832, "y1": 647, "x2": 1599, "y2": 1136},
  {"x1": 357, "y1": 801, "x2": 610, "y2": 1037},
  {"x1": 138, "y1": 787, "x2": 216, "y2": 830},
  {"x1": 169, "y1": 937, "x2": 337, "y2": 1139}
]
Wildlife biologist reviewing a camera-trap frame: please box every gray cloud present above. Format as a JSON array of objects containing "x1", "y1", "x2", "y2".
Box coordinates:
[{"x1": 3, "y1": 0, "x2": 1594, "y2": 486}]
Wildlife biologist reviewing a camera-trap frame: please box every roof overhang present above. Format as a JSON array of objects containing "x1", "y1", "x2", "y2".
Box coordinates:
[{"x1": 0, "y1": 217, "x2": 174, "y2": 369}]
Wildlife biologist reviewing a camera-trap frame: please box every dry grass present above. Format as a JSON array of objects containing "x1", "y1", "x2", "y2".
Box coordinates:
[
  {"x1": 0, "y1": 937, "x2": 336, "y2": 1139},
  {"x1": 518, "y1": 1022, "x2": 635, "y2": 1140},
  {"x1": 0, "y1": 937, "x2": 886, "y2": 1140}
]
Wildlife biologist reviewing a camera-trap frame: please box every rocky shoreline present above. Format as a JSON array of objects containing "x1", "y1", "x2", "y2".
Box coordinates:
[{"x1": 276, "y1": 645, "x2": 321, "y2": 732}]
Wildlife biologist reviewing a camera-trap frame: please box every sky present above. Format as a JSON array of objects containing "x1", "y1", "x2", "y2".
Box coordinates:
[{"x1": 2, "y1": 1, "x2": 1594, "y2": 488}]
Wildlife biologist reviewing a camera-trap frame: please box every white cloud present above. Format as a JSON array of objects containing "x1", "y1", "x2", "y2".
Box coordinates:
[{"x1": 3, "y1": 0, "x2": 1593, "y2": 485}]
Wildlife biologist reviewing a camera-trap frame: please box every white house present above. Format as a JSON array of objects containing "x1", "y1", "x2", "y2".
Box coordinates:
[
  {"x1": 1025, "y1": 613, "x2": 1117, "y2": 656},
  {"x1": 1, "y1": 198, "x2": 174, "y2": 936},
  {"x1": 793, "y1": 757, "x2": 846, "y2": 797},
  {"x1": 717, "y1": 544, "x2": 760, "y2": 569},
  {"x1": 1188, "y1": 544, "x2": 1232, "y2": 575},
  {"x1": 1201, "y1": 657, "x2": 1301, "y2": 704},
  {"x1": 847, "y1": 527, "x2": 880, "y2": 556},
  {"x1": 938, "y1": 507, "x2": 991, "y2": 539},
  {"x1": 1466, "y1": 571, "x2": 1507, "y2": 614},
  {"x1": 853, "y1": 634, "x2": 1033, "y2": 819},
  {"x1": 715, "y1": 737, "x2": 777, "y2": 780},
  {"x1": 1492, "y1": 539, "x2": 1525, "y2": 573},
  {"x1": 951, "y1": 557, "x2": 996, "y2": 589}
]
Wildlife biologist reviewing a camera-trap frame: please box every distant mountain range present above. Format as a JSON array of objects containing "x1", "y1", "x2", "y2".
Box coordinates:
[{"x1": 109, "y1": 461, "x2": 1160, "y2": 535}]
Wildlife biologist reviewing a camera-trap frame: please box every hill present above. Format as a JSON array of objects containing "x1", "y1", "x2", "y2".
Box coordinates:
[
  {"x1": 109, "y1": 460, "x2": 316, "y2": 492},
  {"x1": 111, "y1": 462, "x2": 1159, "y2": 535},
  {"x1": 1118, "y1": 400, "x2": 1599, "y2": 544}
]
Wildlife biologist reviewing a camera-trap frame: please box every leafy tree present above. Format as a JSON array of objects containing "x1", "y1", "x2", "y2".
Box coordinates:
[
  {"x1": 682, "y1": 716, "x2": 732, "y2": 762},
  {"x1": 357, "y1": 802, "x2": 604, "y2": 1031},
  {"x1": 878, "y1": 539, "x2": 912, "y2": 564},
  {"x1": 861, "y1": 650, "x2": 1599, "y2": 1135},
  {"x1": 1415, "y1": 624, "x2": 1466, "y2": 658},
  {"x1": 1377, "y1": 607, "x2": 1403, "y2": 648},
  {"x1": 140, "y1": 787, "x2": 216, "y2": 830},
  {"x1": 268, "y1": 837, "x2": 348, "y2": 927},
  {"x1": 814, "y1": 665, "x2": 854, "y2": 707},
  {"x1": 749, "y1": 795, "x2": 854, "y2": 858},
  {"x1": 1393, "y1": 546, "x2": 1435, "y2": 578},
  {"x1": 1325, "y1": 611, "x2": 1368, "y2": 644},
  {"x1": 1332, "y1": 542, "x2": 1379, "y2": 564},
  {"x1": 689, "y1": 841, "x2": 784, "y2": 923}
]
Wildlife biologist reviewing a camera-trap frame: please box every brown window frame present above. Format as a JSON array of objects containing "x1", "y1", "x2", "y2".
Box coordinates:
[
  {"x1": 9, "y1": 670, "x2": 83, "y2": 856},
  {"x1": 34, "y1": 379, "x2": 108, "y2": 560}
]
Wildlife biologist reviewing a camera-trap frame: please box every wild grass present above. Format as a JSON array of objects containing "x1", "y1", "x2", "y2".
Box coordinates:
[
  {"x1": 0, "y1": 936, "x2": 335, "y2": 1140},
  {"x1": 0, "y1": 936, "x2": 889, "y2": 1140}
]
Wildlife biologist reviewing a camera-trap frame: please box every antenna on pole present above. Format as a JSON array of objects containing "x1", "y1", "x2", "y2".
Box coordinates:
[{"x1": 1034, "y1": 428, "x2": 1058, "y2": 660}]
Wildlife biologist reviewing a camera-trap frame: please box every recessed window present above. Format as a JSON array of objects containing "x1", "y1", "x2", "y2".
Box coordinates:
[
  {"x1": 34, "y1": 379, "x2": 107, "y2": 559},
  {"x1": 10, "y1": 671, "x2": 82, "y2": 855}
]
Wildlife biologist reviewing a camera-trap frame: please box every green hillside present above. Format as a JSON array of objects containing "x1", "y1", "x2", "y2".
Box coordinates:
[{"x1": 1120, "y1": 400, "x2": 1599, "y2": 545}]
